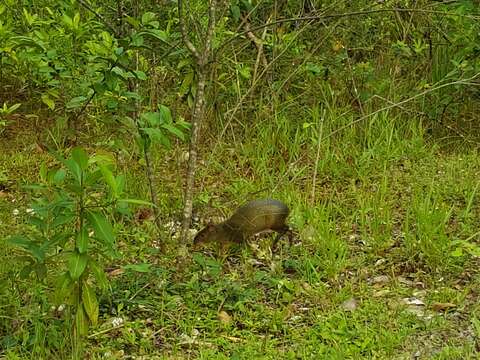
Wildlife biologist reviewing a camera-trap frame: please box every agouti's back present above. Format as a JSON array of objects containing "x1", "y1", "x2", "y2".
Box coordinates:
[{"x1": 194, "y1": 199, "x2": 290, "y2": 246}]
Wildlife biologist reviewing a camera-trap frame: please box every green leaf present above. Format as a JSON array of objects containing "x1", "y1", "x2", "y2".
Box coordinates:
[
  {"x1": 111, "y1": 66, "x2": 126, "y2": 78},
  {"x1": 28, "y1": 217, "x2": 47, "y2": 232},
  {"x1": 450, "y1": 247, "x2": 463, "y2": 257},
  {"x1": 133, "y1": 70, "x2": 147, "y2": 80},
  {"x1": 76, "y1": 226, "x2": 89, "y2": 253},
  {"x1": 141, "y1": 112, "x2": 162, "y2": 126},
  {"x1": 39, "y1": 162, "x2": 47, "y2": 182},
  {"x1": 0, "y1": 102, "x2": 21, "y2": 115},
  {"x1": 131, "y1": 33, "x2": 144, "y2": 47},
  {"x1": 178, "y1": 71, "x2": 194, "y2": 97},
  {"x1": 89, "y1": 260, "x2": 108, "y2": 291},
  {"x1": 118, "y1": 198, "x2": 153, "y2": 206},
  {"x1": 62, "y1": 14, "x2": 73, "y2": 28},
  {"x1": 9, "y1": 103, "x2": 22, "y2": 112},
  {"x1": 87, "y1": 211, "x2": 115, "y2": 246},
  {"x1": 306, "y1": 63, "x2": 324, "y2": 75},
  {"x1": 115, "y1": 175, "x2": 125, "y2": 194},
  {"x1": 141, "y1": 12, "x2": 156, "y2": 25},
  {"x1": 161, "y1": 123, "x2": 186, "y2": 141},
  {"x1": 142, "y1": 128, "x2": 170, "y2": 148},
  {"x1": 73, "y1": 12, "x2": 80, "y2": 30},
  {"x1": 66, "y1": 96, "x2": 87, "y2": 109},
  {"x1": 88, "y1": 153, "x2": 115, "y2": 166},
  {"x1": 68, "y1": 252, "x2": 88, "y2": 280},
  {"x1": 72, "y1": 147, "x2": 89, "y2": 170},
  {"x1": 8, "y1": 235, "x2": 33, "y2": 248},
  {"x1": 55, "y1": 271, "x2": 75, "y2": 304},
  {"x1": 143, "y1": 29, "x2": 168, "y2": 42},
  {"x1": 123, "y1": 263, "x2": 151, "y2": 273},
  {"x1": 99, "y1": 164, "x2": 117, "y2": 196},
  {"x1": 158, "y1": 105, "x2": 172, "y2": 122},
  {"x1": 19, "y1": 264, "x2": 34, "y2": 279},
  {"x1": 8, "y1": 235, "x2": 45, "y2": 261},
  {"x1": 53, "y1": 168, "x2": 66, "y2": 184},
  {"x1": 76, "y1": 304, "x2": 89, "y2": 336},
  {"x1": 34, "y1": 263, "x2": 47, "y2": 279},
  {"x1": 82, "y1": 283, "x2": 99, "y2": 326},
  {"x1": 230, "y1": 5, "x2": 240, "y2": 21},
  {"x1": 41, "y1": 94, "x2": 55, "y2": 110},
  {"x1": 238, "y1": 65, "x2": 251, "y2": 79},
  {"x1": 63, "y1": 158, "x2": 82, "y2": 184}
]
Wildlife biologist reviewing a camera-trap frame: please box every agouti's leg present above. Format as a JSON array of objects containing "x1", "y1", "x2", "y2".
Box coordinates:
[{"x1": 272, "y1": 225, "x2": 291, "y2": 251}]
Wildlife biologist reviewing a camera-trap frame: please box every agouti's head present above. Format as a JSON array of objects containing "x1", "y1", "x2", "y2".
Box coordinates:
[{"x1": 192, "y1": 223, "x2": 216, "y2": 248}]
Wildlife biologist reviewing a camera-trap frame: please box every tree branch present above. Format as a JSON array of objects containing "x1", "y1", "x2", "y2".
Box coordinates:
[{"x1": 178, "y1": 0, "x2": 201, "y2": 61}]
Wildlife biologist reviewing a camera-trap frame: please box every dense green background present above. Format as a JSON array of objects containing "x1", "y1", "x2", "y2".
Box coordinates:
[{"x1": 1, "y1": 0, "x2": 480, "y2": 358}]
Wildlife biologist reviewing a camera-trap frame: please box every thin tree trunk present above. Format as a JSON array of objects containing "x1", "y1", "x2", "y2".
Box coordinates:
[
  {"x1": 178, "y1": 0, "x2": 216, "y2": 245},
  {"x1": 180, "y1": 69, "x2": 207, "y2": 243}
]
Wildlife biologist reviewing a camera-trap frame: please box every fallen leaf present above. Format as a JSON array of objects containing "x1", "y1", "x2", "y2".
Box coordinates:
[
  {"x1": 431, "y1": 302, "x2": 456, "y2": 312},
  {"x1": 108, "y1": 268, "x2": 124, "y2": 277},
  {"x1": 373, "y1": 289, "x2": 391, "y2": 297},
  {"x1": 402, "y1": 297, "x2": 425, "y2": 306},
  {"x1": 371, "y1": 275, "x2": 389, "y2": 285},
  {"x1": 218, "y1": 310, "x2": 232, "y2": 324},
  {"x1": 341, "y1": 297, "x2": 358, "y2": 312},
  {"x1": 397, "y1": 276, "x2": 414, "y2": 286}
]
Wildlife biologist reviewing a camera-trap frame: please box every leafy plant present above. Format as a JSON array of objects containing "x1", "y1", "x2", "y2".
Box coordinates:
[
  {"x1": 7, "y1": 147, "x2": 143, "y2": 338},
  {"x1": 0, "y1": 102, "x2": 21, "y2": 134}
]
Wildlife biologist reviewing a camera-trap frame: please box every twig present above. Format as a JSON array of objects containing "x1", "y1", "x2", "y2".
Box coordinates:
[
  {"x1": 87, "y1": 324, "x2": 124, "y2": 339},
  {"x1": 128, "y1": 282, "x2": 151, "y2": 301},
  {"x1": 77, "y1": 0, "x2": 119, "y2": 37},
  {"x1": 311, "y1": 108, "x2": 325, "y2": 205}
]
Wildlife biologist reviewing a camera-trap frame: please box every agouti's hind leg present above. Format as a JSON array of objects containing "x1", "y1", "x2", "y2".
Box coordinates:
[{"x1": 272, "y1": 226, "x2": 292, "y2": 251}]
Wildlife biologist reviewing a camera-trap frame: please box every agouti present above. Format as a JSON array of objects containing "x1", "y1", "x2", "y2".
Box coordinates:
[{"x1": 193, "y1": 199, "x2": 290, "y2": 249}]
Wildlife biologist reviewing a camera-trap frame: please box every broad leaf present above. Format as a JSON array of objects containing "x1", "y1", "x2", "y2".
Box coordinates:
[
  {"x1": 53, "y1": 168, "x2": 66, "y2": 184},
  {"x1": 68, "y1": 252, "x2": 88, "y2": 280},
  {"x1": 63, "y1": 158, "x2": 82, "y2": 185},
  {"x1": 72, "y1": 147, "x2": 89, "y2": 170},
  {"x1": 66, "y1": 96, "x2": 87, "y2": 109},
  {"x1": 76, "y1": 304, "x2": 89, "y2": 336},
  {"x1": 41, "y1": 94, "x2": 55, "y2": 110},
  {"x1": 34, "y1": 263, "x2": 47, "y2": 279},
  {"x1": 158, "y1": 105, "x2": 172, "y2": 122},
  {"x1": 82, "y1": 283, "x2": 99, "y2": 326},
  {"x1": 142, "y1": 128, "x2": 170, "y2": 148},
  {"x1": 19, "y1": 264, "x2": 34, "y2": 279},
  {"x1": 76, "y1": 226, "x2": 89, "y2": 253},
  {"x1": 8, "y1": 235, "x2": 33, "y2": 248},
  {"x1": 133, "y1": 70, "x2": 147, "y2": 80},
  {"x1": 87, "y1": 211, "x2": 115, "y2": 246},
  {"x1": 161, "y1": 123, "x2": 185, "y2": 141},
  {"x1": 8, "y1": 235, "x2": 45, "y2": 261},
  {"x1": 55, "y1": 271, "x2": 75, "y2": 304},
  {"x1": 89, "y1": 260, "x2": 109, "y2": 291},
  {"x1": 99, "y1": 164, "x2": 117, "y2": 196},
  {"x1": 141, "y1": 112, "x2": 161, "y2": 126},
  {"x1": 123, "y1": 263, "x2": 151, "y2": 273},
  {"x1": 142, "y1": 29, "x2": 168, "y2": 42},
  {"x1": 141, "y1": 12, "x2": 156, "y2": 25}
]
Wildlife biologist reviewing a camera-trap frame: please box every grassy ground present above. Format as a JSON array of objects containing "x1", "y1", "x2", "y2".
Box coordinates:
[{"x1": 1, "y1": 109, "x2": 480, "y2": 359}]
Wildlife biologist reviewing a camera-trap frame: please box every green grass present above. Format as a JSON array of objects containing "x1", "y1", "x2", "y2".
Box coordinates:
[{"x1": 1, "y1": 109, "x2": 480, "y2": 359}]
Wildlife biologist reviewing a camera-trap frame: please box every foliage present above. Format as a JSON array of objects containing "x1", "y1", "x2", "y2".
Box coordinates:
[
  {"x1": 1, "y1": 0, "x2": 480, "y2": 358},
  {"x1": 0, "y1": 102, "x2": 21, "y2": 134},
  {"x1": 7, "y1": 147, "x2": 139, "y2": 337}
]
